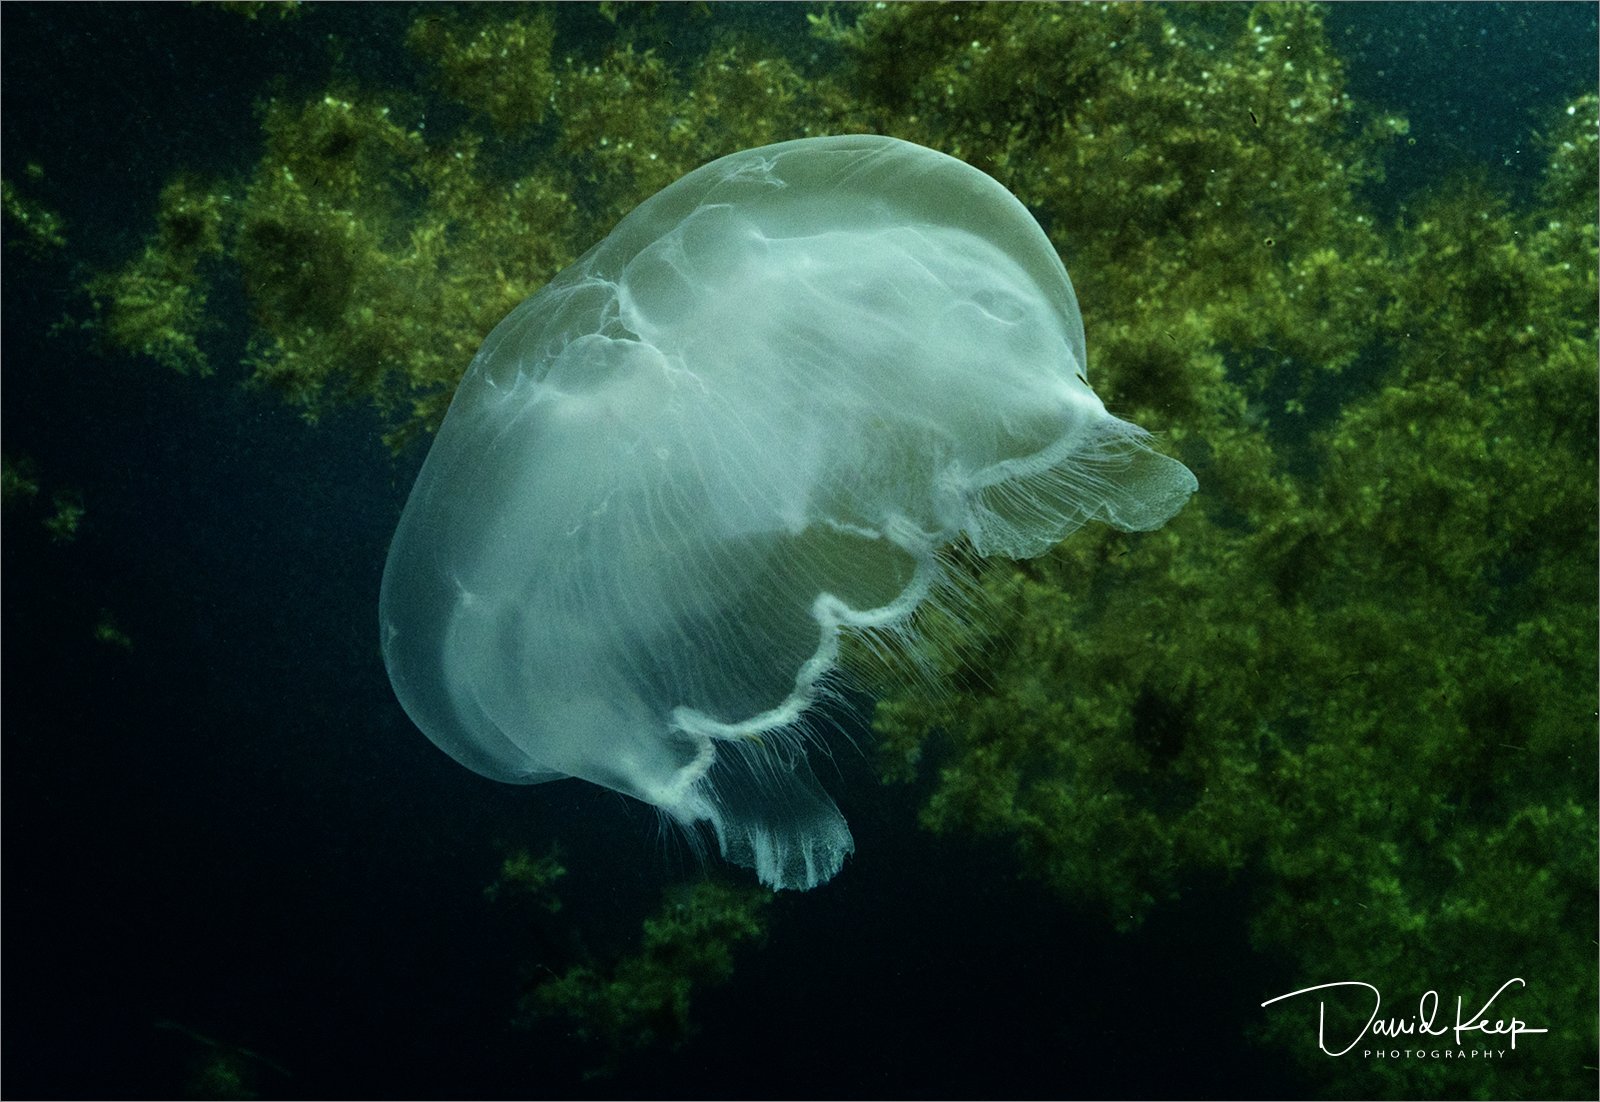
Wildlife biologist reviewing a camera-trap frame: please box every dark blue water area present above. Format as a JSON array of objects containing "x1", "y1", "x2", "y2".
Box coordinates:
[
  {"x1": 0, "y1": 4, "x2": 1592, "y2": 1100},
  {"x1": 1328, "y1": 1, "x2": 1599, "y2": 212}
]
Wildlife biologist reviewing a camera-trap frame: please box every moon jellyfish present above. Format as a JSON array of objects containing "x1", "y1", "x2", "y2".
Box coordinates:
[{"x1": 379, "y1": 135, "x2": 1197, "y2": 890}]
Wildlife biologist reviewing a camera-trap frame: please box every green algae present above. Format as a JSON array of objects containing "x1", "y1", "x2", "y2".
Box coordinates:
[
  {"x1": 520, "y1": 879, "x2": 770, "y2": 1078},
  {"x1": 483, "y1": 847, "x2": 566, "y2": 913},
  {"x1": 2, "y1": 165, "x2": 67, "y2": 256}
]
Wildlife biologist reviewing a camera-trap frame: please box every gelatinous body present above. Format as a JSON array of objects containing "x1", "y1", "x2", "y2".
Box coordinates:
[{"x1": 380, "y1": 135, "x2": 1196, "y2": 889}]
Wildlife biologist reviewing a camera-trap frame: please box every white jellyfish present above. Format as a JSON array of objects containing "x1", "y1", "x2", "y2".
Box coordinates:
[{"x1": 379, "y1": 135, "x2": 1197, "y2": 890}]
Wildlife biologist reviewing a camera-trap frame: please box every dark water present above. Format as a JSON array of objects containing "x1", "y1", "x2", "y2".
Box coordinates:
[{"x1": 2, "y1": 4, "x2": 1594, "y2": 1099}]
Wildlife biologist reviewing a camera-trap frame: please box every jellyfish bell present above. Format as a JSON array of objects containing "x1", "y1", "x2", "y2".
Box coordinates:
[{"x1": 379, "y1": 134, "x2": 1197, "y2": 890}]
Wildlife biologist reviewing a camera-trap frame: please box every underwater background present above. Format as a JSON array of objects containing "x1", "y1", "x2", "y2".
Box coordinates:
[{"x1": 2, "y1": 3, "x2": 1595, "y2": 1099}]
